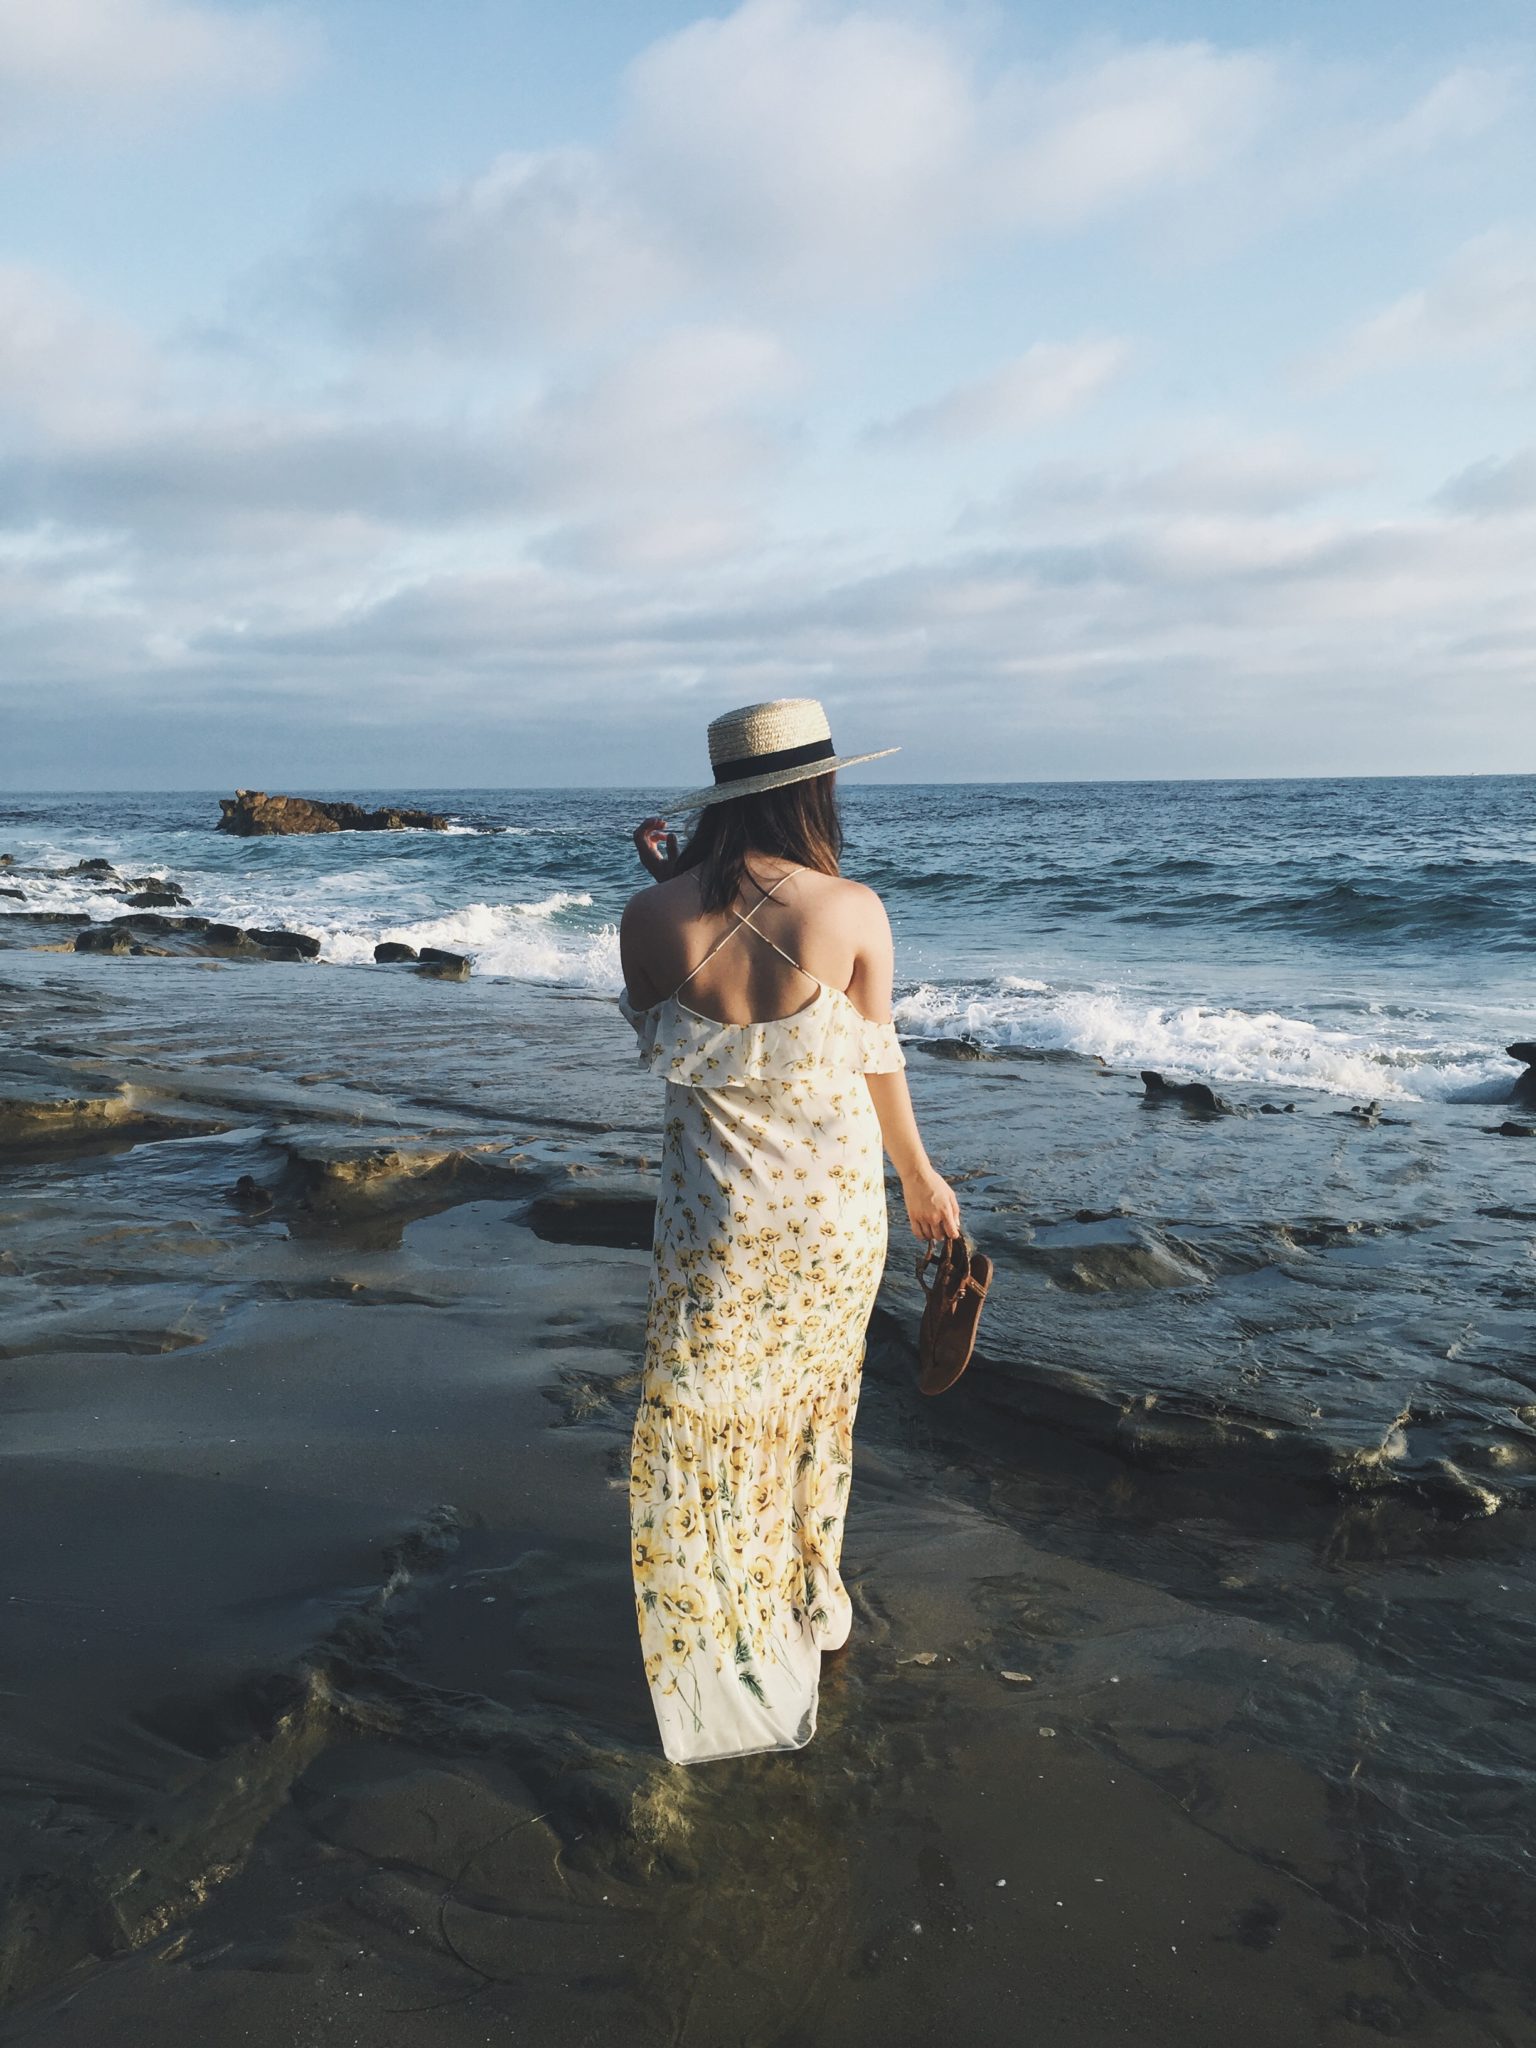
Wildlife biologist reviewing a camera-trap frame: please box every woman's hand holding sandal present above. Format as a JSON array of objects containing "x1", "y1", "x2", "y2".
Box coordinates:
[{"x1": 902, "y1": 1161, "x2": 961, "y2": 1242}]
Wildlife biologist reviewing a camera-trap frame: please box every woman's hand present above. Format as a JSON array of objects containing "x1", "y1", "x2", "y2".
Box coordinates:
[
  {"x1": 902, "y1": 1164, "x2": 961, "y2": 1242},
  {"x1": 633, "y1": 816, "x2": 679, "y2": 882}
]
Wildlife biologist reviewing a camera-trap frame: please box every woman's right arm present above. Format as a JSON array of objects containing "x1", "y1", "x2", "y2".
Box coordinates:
[
  {"x1": 632, "y1": 816, "x2": 679, "y2": 881},
  {"x1": 619, "y1": 890, "x2": 661, "y2": 1007}
]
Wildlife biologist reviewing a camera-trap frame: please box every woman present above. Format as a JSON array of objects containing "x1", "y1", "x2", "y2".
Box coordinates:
[{"x1": 618, "y1": 698, "x2": 961, "y2": 1765}]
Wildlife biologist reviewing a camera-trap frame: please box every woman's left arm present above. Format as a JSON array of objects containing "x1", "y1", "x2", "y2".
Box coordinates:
[{"x1": 850, "y1": 889, "x2": 962, "y2": 1241}]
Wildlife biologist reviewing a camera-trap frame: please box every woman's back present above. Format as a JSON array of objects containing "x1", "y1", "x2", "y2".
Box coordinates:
[{"x1": 622, "y1": 862, "x2": 888, "y2": 1026}]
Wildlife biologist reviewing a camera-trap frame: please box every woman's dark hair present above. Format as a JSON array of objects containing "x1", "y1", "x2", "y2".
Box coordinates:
[{"x1": 675, "y1": 773, "x2": 843, "y2": 913}]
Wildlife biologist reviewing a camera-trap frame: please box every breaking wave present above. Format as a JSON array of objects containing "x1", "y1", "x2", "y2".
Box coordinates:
[{"x1": 893, "y1": 978, "x2": 1517, "y2": 1102}]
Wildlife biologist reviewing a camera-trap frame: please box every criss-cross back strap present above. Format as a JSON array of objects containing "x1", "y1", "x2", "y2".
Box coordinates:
[{"x1": 670, "y1": 865, "x2": 814, "y2": 1000}]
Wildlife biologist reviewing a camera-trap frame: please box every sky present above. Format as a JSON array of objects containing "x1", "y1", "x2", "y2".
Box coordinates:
[{"x1": 1, "y1": 0, "x2": 1533, "y2": 790}]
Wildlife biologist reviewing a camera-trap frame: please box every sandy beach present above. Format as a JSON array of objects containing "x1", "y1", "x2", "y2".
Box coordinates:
[{"x1": 2, "y1": 936, "x2": 1532, "y2": 2045}]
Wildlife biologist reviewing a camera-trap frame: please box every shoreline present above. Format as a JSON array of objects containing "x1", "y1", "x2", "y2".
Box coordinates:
[{"x1": 1, "y1": 948, "x2": 1533, "y2": 2038}]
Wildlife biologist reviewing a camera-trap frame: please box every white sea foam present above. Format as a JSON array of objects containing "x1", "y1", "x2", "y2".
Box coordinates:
[
  {"x1": 0, "y1": 875, "x2": 166, "y2": 922},
  {"x1": 319, "y1": 900, "x2": 620, "y2": 987},
  {"x1": 893, "y1": 981, "x2": 1514, "y2": 1102},
  {"x1": 513, "y1": 890, "x2": 594, "y2": 918}
]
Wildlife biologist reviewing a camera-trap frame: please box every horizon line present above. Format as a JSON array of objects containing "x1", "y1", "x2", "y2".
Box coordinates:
[{"x1": 3, "y1": 768, "x2": 1534, "y2": 798}]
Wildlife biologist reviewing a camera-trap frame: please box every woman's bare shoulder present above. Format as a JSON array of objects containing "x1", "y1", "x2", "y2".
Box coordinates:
[
  {"x1": 622, "y1": 873, "x2": 696, "y2": 927},
  {"x1": 797, "y1": 871, "x2": 888, "y2": 938},
  {"x1": 819, "y1": 872, "x2": 888, "y2": 916}
]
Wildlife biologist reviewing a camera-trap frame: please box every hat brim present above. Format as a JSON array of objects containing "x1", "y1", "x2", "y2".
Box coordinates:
[{"x1": 670, "y1": 747, "x2": 900, "y2": 811}]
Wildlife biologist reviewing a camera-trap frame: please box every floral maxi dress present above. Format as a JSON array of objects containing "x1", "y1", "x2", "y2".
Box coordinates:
[{"x1": 618, "y1": 945, "x2": 905, "y2": 1765}]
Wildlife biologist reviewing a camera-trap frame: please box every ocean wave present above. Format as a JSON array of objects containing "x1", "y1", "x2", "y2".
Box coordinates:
[
  {"x1": 318, "y1": 900, "x2": 620, "y2": 987},
  {"x1": 0, "y1": 876, "x2": 166, "y2": 922},
  {"x1": 892, "y1": 980, "x2": 1515, "y2": 1102},
  {"x1": 853, "y1": 856, "x2": 1535, "y2": 946},
  {"x1": 513, "y1": 890, "x2": 594, "y2": 918}
]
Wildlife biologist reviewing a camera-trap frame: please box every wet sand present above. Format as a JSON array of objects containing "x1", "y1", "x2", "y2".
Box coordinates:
[{"x1": 1, "y1": 951, "x2": 1533, "y2": 2044}]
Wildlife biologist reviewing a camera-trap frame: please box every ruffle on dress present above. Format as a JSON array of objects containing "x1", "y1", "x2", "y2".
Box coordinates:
[{"x1": 618, "y1": 985, "x2": 906, "y2": 1087}]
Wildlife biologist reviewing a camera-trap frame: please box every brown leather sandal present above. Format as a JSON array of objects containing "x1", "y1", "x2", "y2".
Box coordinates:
[{"x1": 915, "y1": 1233, "x2": 993, "y2": 1395}]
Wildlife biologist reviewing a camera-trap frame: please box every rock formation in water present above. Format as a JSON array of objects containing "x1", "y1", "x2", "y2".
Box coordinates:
[
  {"x1": 1331, "y1": 1100, "x2": 1410, "y2": 1127},
  {"x1": 66, "y1": 917, "x2": 324, "y2": 963},
  {"x1": 245, "y1": 927, "x2": 322, "y2": 959},
  {"x1": 918, "y1": 1035, "x2": 993, "y2": 1061},
  {"x1": 217, "y1": 791, "x2": 450, "y2": 836},
  {"x1": 1140, "y1": 1069, "x2": 1232, "y2": 1115},
  {"x1": 1506, "y1": 1042, "x2": 1536, "y2": 1107},
  {"x1": 415, "y1": 955, "x2": 470, "y2": 981},
  {"x1": 124, "y1": 885, "x2": 189, "y2": 908}
]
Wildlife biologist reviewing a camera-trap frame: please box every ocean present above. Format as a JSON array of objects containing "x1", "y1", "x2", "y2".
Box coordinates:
[{"x1": 4, "y1": 775, "x2": 1532, "y2": 1100}]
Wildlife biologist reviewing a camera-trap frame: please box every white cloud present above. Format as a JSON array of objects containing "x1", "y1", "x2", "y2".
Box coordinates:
[
  {"x1": 1267, "y1": 64, "x2": 1513, "y2": 218},
  {"x1": 1306, "y1": 229, "x2": 1536, "y2": 386},
  {"x1": 1347, "y1": 64, "x2": 1512, "y2": 165},
  {"x1": 1436, "y1": 447, "x2": 1536, "y2": 517},
  {"x1": 292, "y1": 7, "x2": 1520, "y2": 362},
  {"x1": 868, "y1": 339, "x2": 1129, "y2": 446},
  {"x1": 967, "y1": 439, "x2": 1376, "y2": 525},
  {"x1": 1, "y1": 414, "x2": 531, "y2": 538},
  {"x1": 627, "y1": 13, "x2": 1284, "y2": 292},
  {"x1": 306, "y1": 12, "x2": 1295, "y2": 344},
  {"x1": 519, "y1": 324, "x2": 798, "y2": 568},
  {"x1": 0, "y1": 264, "x2": 156, "y2": 437},
  {"x1": 526, "y1": 324, "x2": 797, "y2": 495},
  {"x1": 0, "y1": 282, "x2": 795, "y2": 576},
  {"x1": 987, "y1": 42, "x2": 1278, "y2": 231},
  {"x1": 623, "y1": 0, "x2": 974, "y2": 296},
  {"x1": 314, "y1": 149, "x2": 678, "y2": 351},
  {"x1": 0, "y1": 0, "x2": 311, "y2": 140},
  {"x1": 5, "y1": 470, "x2": 1534, "y2": 778}
]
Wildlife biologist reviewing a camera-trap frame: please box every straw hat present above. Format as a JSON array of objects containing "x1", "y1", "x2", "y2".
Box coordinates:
[{"x1": 672, "y1": 698, "x2": 898, "y2": 809}]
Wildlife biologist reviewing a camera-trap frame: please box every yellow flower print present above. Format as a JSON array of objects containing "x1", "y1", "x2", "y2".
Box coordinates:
[
  {"x1": 665, "y1": 1584, "x2": 707, "y2": 1623},
  {"x1": 623, "y1": 991, "x2": 897, "y2": 1763}
]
